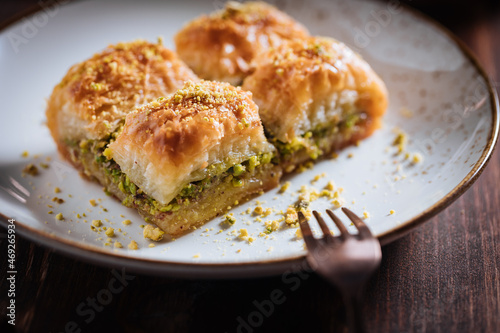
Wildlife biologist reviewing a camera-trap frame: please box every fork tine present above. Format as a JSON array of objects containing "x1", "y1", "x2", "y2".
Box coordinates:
[
  {"x1": 312, "y1": 210, "x2": 335, "y2": 241},
  {"x1": 341, "y1": 207, "x2": 373, "y2": 239},
  {"x1": 298, "y1": 211, "x2": 317, "y2": 250},
  {"x1": 326, "y1": 209, "x2": 351, "y2": 239}
]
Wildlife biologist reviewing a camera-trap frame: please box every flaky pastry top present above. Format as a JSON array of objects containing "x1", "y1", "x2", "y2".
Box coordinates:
[
  {"x1": 174, "y1": 1, "x2": 308, "y2": 85},
  {"x1": 46, "y1": 39, "x2": 197, "y2": 142}
]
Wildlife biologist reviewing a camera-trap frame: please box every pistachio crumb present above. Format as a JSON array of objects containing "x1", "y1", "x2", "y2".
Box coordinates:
[
  {"x1": 238, "y1": 229, "x2": 249, "y2": 240},
  {"x1": 105, "y1": 228, "x2": 115, "y2": 237},
  {"x1": 279, "y1": 181, "x2": 291, "y2": 193},
  {"x1": 143, "y1": 225, "x2": 164, "y2": 241},
  {"x1": 224, "y1": 215, "x2": 236, "y2": 225},
  {"x1": 22, "y1": 164, "x2": 39, "y2": 176},
  {"x1": 253, "y1": 206, "x2": 263, "y2": 215},
  {"x1": 412, "y1": 153, "x2": 423, "y2": 164},
  {"x1": 92, "y1": 219, "x2": 102, "y2": 227}
]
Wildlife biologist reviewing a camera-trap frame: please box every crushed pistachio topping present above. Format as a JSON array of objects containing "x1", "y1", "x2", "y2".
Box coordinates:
[{"x1": 169, "y1": 80, "x2": 243, "y2": 108}]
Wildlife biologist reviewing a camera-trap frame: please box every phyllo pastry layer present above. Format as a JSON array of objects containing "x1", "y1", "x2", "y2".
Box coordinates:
[
  {"x1": 242, "y1": 36, "x2": 388, "y2": 172},
  {"x1": 174, "y1": 1, "x2": 308, "y2": 85},
  {"x1": 46, "y1": 39, "x2": 198, "y2": 146},
  {"x1": 96, "y1": 80, "x2": 281, "y2": 235}
]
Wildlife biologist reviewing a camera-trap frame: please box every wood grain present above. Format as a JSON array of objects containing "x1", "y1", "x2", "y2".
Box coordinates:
[{"x1": 0, "y1": 1, "x2": 499, "y2": 332}]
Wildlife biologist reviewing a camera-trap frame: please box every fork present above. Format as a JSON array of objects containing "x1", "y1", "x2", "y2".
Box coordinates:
[{"x1": 298, "y1": 208, "x2": 382, "y2": 333}]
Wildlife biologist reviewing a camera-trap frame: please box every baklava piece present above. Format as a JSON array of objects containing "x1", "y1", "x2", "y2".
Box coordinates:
[
  {"x1": 242, "y1": 36, "x2": 388, "y2": 172},
  {"x1": 174, "y1": 1, "x2": 308, "y2": 85},
  {"x1": 46, "y1": 39, "x2": 197, "y2": 159},
  {"x1": 73, "y1": 80, "x2": 280, "y2": 236}
]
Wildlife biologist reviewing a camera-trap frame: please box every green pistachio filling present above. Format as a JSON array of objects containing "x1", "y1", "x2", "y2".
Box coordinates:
[
  {"x1": 69, "y1": 134, "x2": 274, "y2": 216},
  {"x1": 271, "y1": 113, "x2": 365, "y2": 160}
]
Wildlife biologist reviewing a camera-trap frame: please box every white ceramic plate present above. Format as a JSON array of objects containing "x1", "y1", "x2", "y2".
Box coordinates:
[{"x1": 0, "y1": 0, "x2": 498, "y2": 278}]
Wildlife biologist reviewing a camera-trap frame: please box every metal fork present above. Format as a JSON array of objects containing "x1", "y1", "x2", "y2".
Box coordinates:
[{"x1": 298, "y1": 208, "x2": 382, "y2": 333}]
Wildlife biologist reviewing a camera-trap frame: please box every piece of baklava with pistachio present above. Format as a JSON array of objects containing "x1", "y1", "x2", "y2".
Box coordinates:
[
  {"x1": 95, "y1": 80, "x2": 281, "y2": 235},
  {"x1": 242, "y1": 36, "x2": 388, "y2": 172}
]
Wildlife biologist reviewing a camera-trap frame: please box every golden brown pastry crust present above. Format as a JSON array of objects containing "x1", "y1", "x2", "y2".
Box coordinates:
[
  {"x1": 242, "y1": 36, "x2": 388, "y2": 143},
  {"x1": 174, "y1": 1, "x2": 309, "y2": 85},
  {"x1": 108, "y1": 80, "x2": 275, "y2": 205},
  {"x1": 46, "y1": 40, "x2": 198, "y2": 144}
]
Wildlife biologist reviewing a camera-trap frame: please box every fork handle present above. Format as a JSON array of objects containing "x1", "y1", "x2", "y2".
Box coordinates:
[{"x1": 343, "y1": 288, "x2": 366, "y2": 333}]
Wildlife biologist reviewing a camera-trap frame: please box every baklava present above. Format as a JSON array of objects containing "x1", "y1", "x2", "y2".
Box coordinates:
[
  {"x1": 242, "y1": 36, "x2": 388, "y2": 171},
  {"x1": 174, "y1": 1, "x2": 309, "y2": 85}
]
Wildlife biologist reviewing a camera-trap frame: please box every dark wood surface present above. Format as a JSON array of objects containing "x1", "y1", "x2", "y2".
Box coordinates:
[{"x1": 1, "y1": 1, "x2": 499, "y2": 332}]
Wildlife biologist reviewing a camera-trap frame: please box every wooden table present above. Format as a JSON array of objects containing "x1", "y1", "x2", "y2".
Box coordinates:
[{"x1": 1, "y1": 1, "x2": 499, "y2": 332}]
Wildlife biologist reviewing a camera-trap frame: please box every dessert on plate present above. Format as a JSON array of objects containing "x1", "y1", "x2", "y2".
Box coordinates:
[{"x1": 45, "y1": 6, "x2": 388, "y2": 237}]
